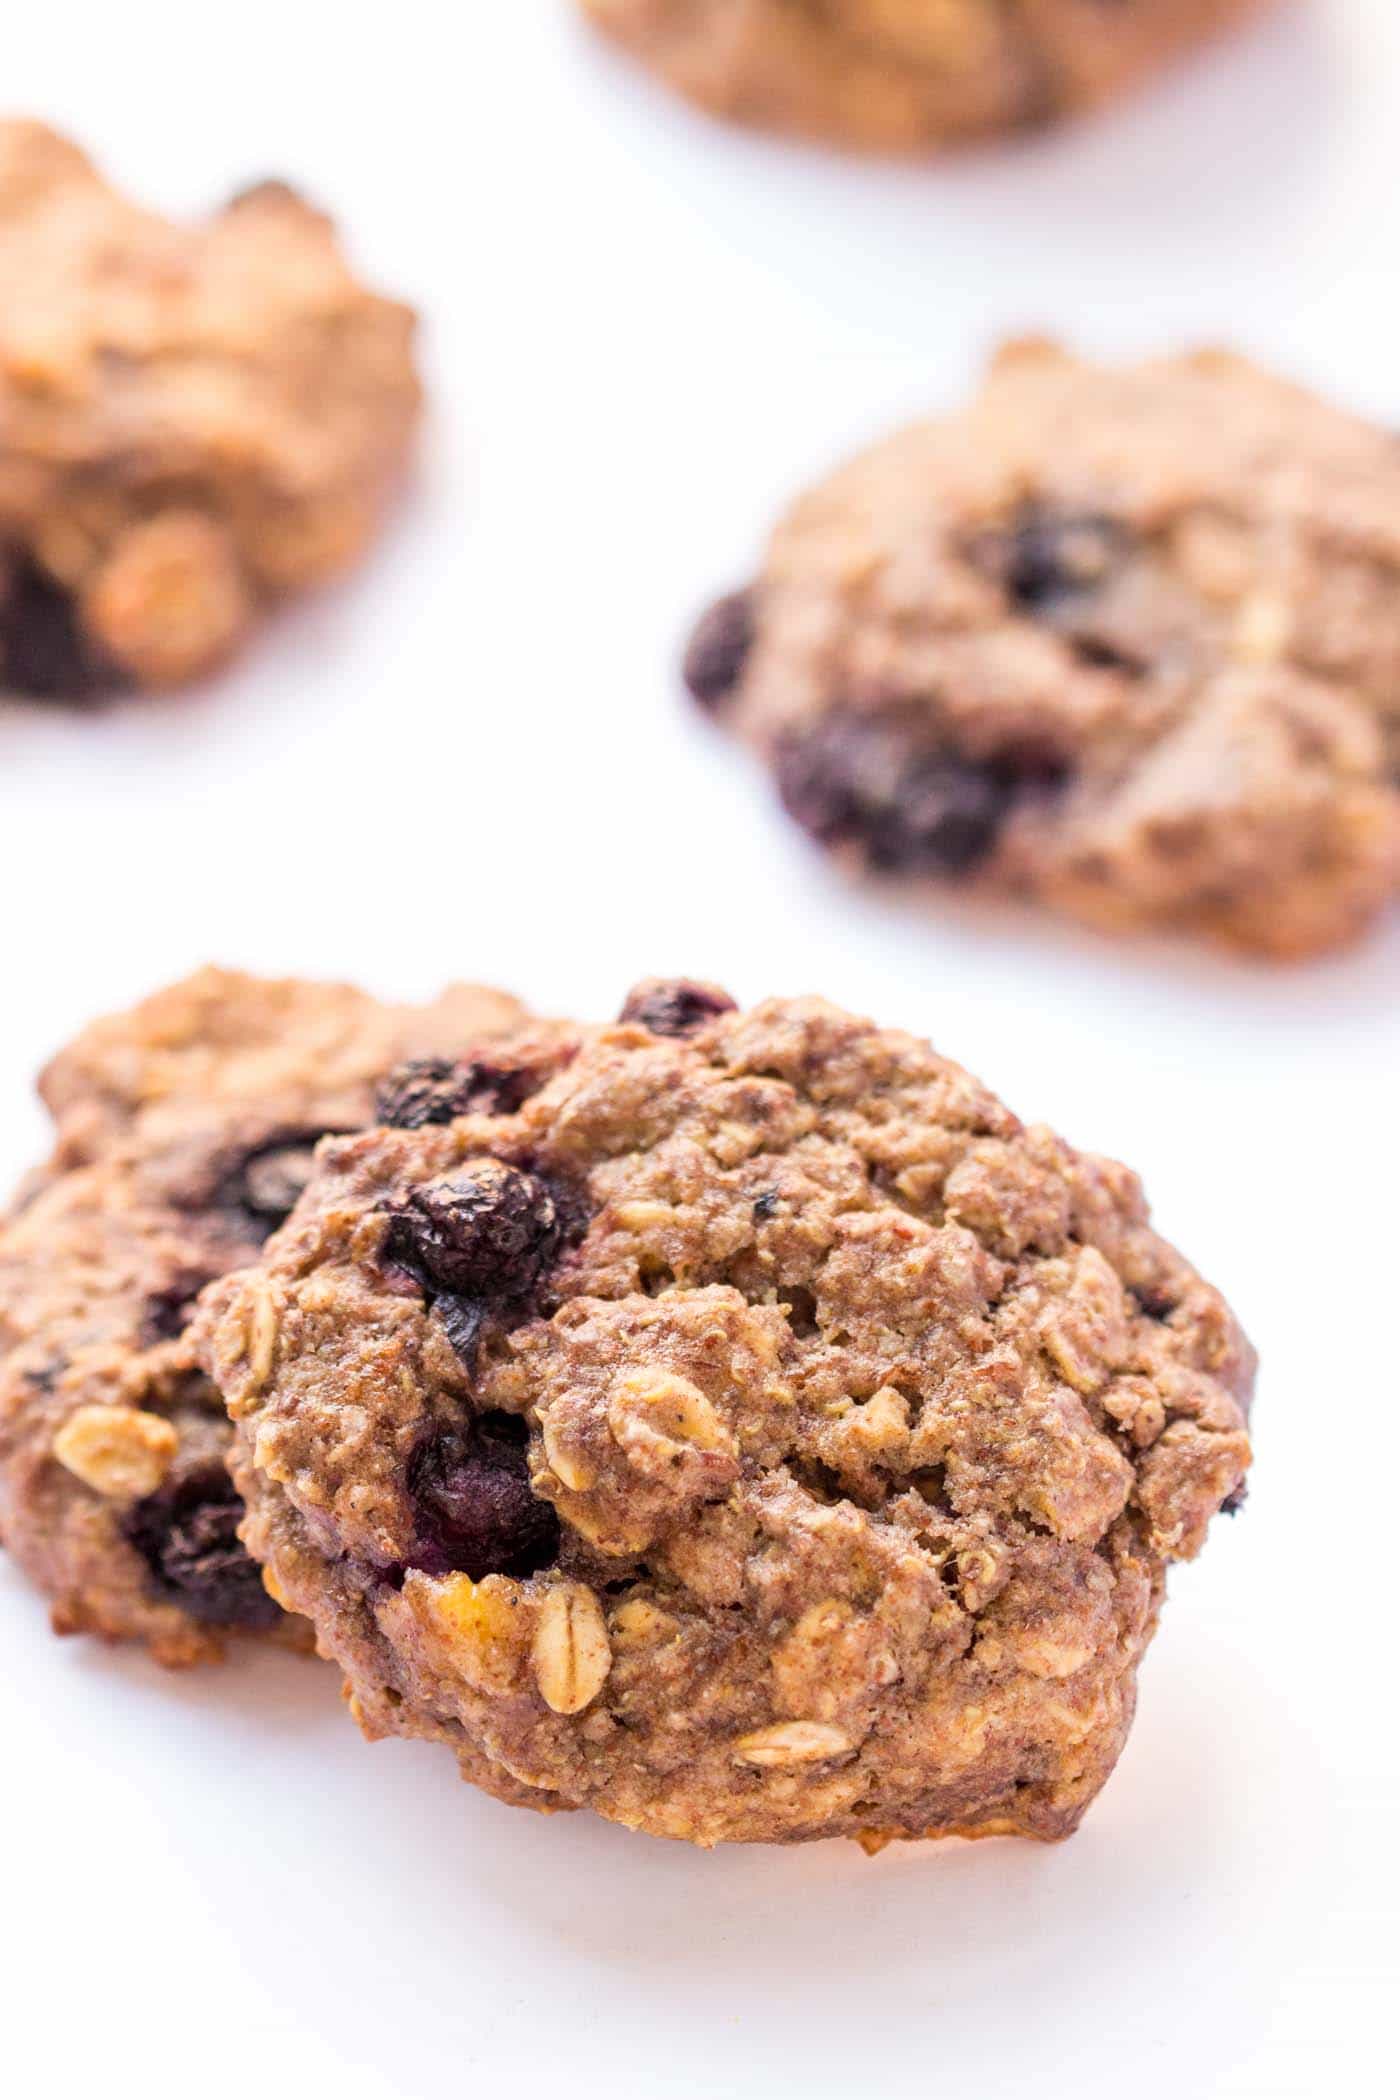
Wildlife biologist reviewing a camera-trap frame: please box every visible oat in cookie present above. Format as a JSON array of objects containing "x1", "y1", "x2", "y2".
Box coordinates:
[
  {"x1": 691, "y1": 342, "x2": 1400, "y2": 957},
  {"x1": 580, "y1": 1, "x2": 1272, "y2": 153},
  {"x1": 0, "y1": 969, "x2": 526, "y2": 1664},
  {"x1": 199, "y1": 982, "x2": 1253, "y2": 1845},
  {"x1": 0, "y1": 122, "x2": 420, "y2": 700}
]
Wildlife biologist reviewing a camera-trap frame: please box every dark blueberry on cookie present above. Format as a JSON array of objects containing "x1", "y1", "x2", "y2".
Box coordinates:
[
  {"x1": 776, "y1": 708, "x2": 1067, "y2": 879},
  {"x1": 376, "y1": 1058, "x2": 464, "y2": 1129},
  {"x1": 220, "y1": 1132, "x2": 330, "y2": 1238},
  {"x1": 142, "y1": 1268, "x2": 217, "y2": 1345},
  {"x1": 984, "y1": 506, "x2": 1123, "y2": 613},
  {"x1": 376, "y1": 1055, "x2": 544, "y2": 1130},
  {"x1": 683, "y1": 589, "x2": 755, "y2": 711},
  {"x1": 384, "y1": 1162, "x2": 562, "y2": 1302},
  {"x1": 0, "y1": 552, "x2": 118, "y2": 703},
  {"x1": 1130, "y1": 1282, "x2": 1178, "y2": 1321},
  {"x1": 409, "y1": 1414, "x2": 559, "y2": 1581},
  {"x1": 435, "y1": 1293, "x2": 487, "y2": 1369},
  {"x1": 774, "y1": 709, "x2": 1006, "y2": 876},
  {"x1": 618, "y1": 979, "x2": 737, "y2": 1037},
  {"x1": 972, "y1": 505, "x2": 1143, "y2": 669},
  {"x1": 123, "y1": 1466, "x2": 280, "y2": 1629}
]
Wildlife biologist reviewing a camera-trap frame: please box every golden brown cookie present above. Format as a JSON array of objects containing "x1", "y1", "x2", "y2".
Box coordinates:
[
  {"x1": 0, "y1": 969, "x2": 527, "y2": 1664},
  {"x1": 0, "y1": 122, "x2": 420, "y2": 699},
  {"x1": 688, "y1": 342, "x2": 1400, "y2": 958},
  {"x1": 581, "y1": 1, "x2": 1273, "y2": 152},
  {"x1": 198, "y1": 980, "x2": 1253, "y2": 1843}
]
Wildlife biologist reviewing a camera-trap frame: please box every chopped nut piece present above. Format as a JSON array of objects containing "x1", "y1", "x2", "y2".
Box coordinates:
[
  {"x1": 415, "y1": 1573, "x2": 526, "y2": 1695},
  {"x1": 609, "y1": 1596, "x2": 677, "y2": 1648},
  {"x1": 52, "y1": 1405, "x2": 177, "y2": 1499}
]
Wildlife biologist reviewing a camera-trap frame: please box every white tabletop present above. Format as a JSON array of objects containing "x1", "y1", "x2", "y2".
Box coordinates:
[{"x1": 1, "y1": 6, "x2": 1395, "y2": 2098}]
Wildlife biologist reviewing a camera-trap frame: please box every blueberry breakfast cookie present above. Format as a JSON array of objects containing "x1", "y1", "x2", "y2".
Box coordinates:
[
  {"x1": 0, "y1": 969, "x2": 526, "y2": 1664},
  {"x1": 199, "y1": 981, "x2": 1253, "y2": 1846},
  {"x1": 689, "y1": 342, "x2": 1400, "y2": 957},
  {"x1": 580, "y1": 1, "x2": 1271, "y2": 152},
  {"x1": 0, "y1": 121, "x2": 420, "y2": 701}
]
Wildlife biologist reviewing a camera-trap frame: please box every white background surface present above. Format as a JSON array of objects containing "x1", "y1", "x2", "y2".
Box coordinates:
[{"x1": 1, "y1": 5, "x2": 1397, "y2": 2096}]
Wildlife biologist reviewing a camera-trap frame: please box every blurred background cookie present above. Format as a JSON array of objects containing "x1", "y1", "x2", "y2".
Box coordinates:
[
  {"x1": 579, "y1": 0, "x2": 1275, "y2": 152},
  {"x1": 0, "y1": 121, "x2": 421, "y2": 702},
  {"x1": 688, "y1": 341, "x2": 1400, "y2": 957}
]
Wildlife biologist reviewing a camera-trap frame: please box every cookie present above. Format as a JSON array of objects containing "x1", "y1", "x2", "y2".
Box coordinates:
[
  {"x1": 580, "y1": 1, "x2": 1271, "y2": 153},
  {"x1": 689, "y1": 342, "x2": 1400, "y2": 958},
  {"x1": 0, "y1": 969, "x2": 527, "y2": 1665},
  {"x1": 0, "y1": 122, "x2": 420, "y2": 700},
  {"x1": 198, "y1": 980, "x2": 1253, "y2": 1846}
]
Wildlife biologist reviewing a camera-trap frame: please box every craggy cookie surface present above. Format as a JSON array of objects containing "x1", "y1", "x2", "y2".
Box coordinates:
[
  {"x1": 201, "y1": 981, "x2": 1253, "y2": 1845},
  {"x1": 0, "y1": 121, "x2": 420, "y2": 699},
  {"x1": 0, "y1": 969, "x2": 526, "y2": 1664},
  {"x1": 581, "y1": 1, "x2": 1270, "y2": 152},
  {"x1": 690, "y1": 343, "x2": 1400, "y2": 957}
]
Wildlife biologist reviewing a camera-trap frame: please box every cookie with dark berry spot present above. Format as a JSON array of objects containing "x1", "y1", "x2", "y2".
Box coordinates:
[
  {"x1": 197, "y1": 981, "x2": 1253, "y2": 1846},
  {"x1": 0, "y1": 969, "x2": 527, "y2": 1665},
  {"x1": 580, "y1": 1, "x2": 1273, "y2": 153},
  {"x1": 0, "y1": 121, "x2": 420, "y2": 700},
  {"x1": 689, "y1": 342, "x2": 1400, "y2": 958}
]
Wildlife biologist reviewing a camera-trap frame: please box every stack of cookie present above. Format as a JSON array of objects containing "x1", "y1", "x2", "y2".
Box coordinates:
[
  {"x1": 0, "y1": 967, "x2": 1253, "y2": 1849},
  {"x1": 7, "y1": 9, "x2": 1396, "y2": 1857}
]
